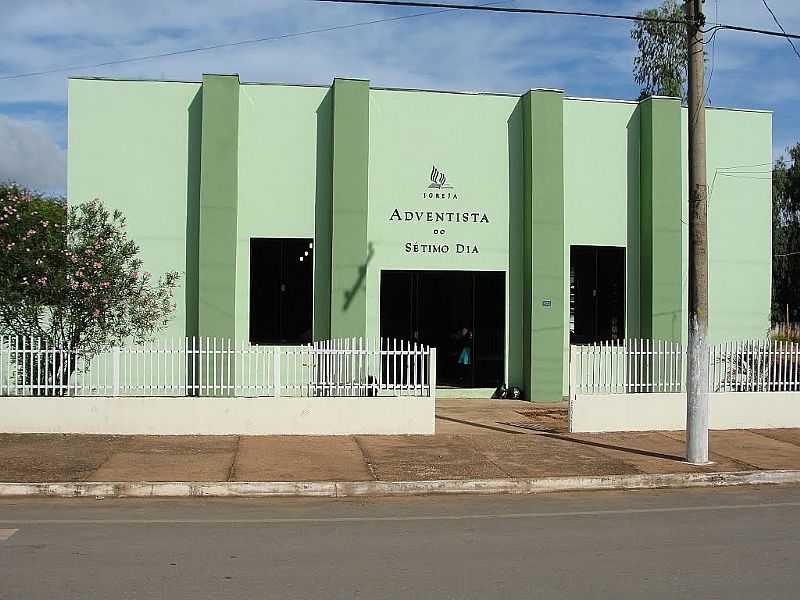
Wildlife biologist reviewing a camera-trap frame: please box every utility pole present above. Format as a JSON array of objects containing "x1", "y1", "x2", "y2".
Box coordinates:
[{"x1": 686, "y1": 0, "x2": 710, "y2": 464}]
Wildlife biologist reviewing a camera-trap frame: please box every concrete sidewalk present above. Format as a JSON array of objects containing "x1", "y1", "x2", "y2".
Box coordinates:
[{"x1": 3, "y1": 399, "x2": 800, "y2": 488}]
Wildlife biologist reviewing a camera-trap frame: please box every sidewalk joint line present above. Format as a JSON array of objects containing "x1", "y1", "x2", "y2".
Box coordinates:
[
  {"x1": 464, "y1": 435, "x2": 513, "y2": 478},
  {"x1": 748, "y1": 429, "x2": 800, "y2": 449},
  {"x1": 226, "y1": 436, "x2": 242, "y2": 482},
  {"x1": 352, "y1": 436, "x2": 378, "y2": 482}
]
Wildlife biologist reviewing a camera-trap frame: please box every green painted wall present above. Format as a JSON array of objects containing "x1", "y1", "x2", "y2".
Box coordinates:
[
  {"x1": 366, "y1": 88, "x2": 522, "y2": 387},
  {"x1": 235, "y1": 83, "x2": 331, "y2": 342},
  {"x1": 704, "y1": 107, "x2": 773, "y2": 341},
  {"x1": 68, "y1": 76, "x2": 773, "y2": 397},
  {"x1": 562, "y1": 97, "x2": 640, "y2": 396},
  {"x1": 314, "y1": 90, "x2": 334, "y2": 340},
  {"x1": 67, "y1": 78, "x2": 201, "y2": 341},
  {"x1": 525, "y1": 90, "x2": 565, "y2": 402},
  {"x1": 198, "y1": 74, "x2": 239, "y2": 340},
  {"x1": 639, "y1": 97, "x2": 683, "y2": 342},
  {"x1": 330, "y1": 79, "x2": 370, "y2": 339}
]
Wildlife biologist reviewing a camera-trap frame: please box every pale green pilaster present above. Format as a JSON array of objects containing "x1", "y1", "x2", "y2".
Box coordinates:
[
  {"x1": 330, "y1": 78, "x2": 370, "y2": 338},
  {"x1": 639, "y1": 96, "x2": 683, "y2": 341},
  {"x1": 313, "y1": 89, "x2": 334, "y2": 340},
  {"x1": 198, "y1": 74, "x2": 239, "y2": 340},
  {"x1": 522, "y1": 90, "x2": 566, "y2": 402}
]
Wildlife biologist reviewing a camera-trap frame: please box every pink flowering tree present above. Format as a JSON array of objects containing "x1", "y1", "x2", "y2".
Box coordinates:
[{"x1": 0, "y1": 183, "x2": 179, "y2": 391}]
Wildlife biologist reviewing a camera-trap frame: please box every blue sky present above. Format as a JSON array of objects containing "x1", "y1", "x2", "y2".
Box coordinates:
[{"x1": 1, "y1": 0, "x2": 798, "y2": 195}]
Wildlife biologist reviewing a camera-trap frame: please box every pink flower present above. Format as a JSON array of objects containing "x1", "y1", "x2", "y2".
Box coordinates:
[
  {"x1": 93, "y1": 308, "x2": 100, "y2": 317},
  {"x1": 93, "y1": 261, "x2": 102, "y2": 269}
]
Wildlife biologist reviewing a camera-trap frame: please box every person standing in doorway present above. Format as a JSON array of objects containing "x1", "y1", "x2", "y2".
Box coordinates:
[{"x1": 456, "y1": 327, "x2": 472, "y2": 386}]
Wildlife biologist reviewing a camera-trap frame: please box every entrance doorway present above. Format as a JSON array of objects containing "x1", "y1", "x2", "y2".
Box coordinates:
[
  {"x1": 380, "y1": 270, "x2": 505, "y2": 388},
  {"x1": 569, "y1": 245, "x2": 626, "y2": 344}
]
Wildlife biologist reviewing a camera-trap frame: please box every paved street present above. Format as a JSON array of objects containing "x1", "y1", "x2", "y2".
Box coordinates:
[{"x1": 1, "y1": 486, "x2": 799, "y2": 599}]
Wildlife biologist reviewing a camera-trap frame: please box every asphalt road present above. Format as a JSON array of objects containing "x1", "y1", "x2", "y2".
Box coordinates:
[{"x1": 1, "y1": 486, "x2": 799, "y2": 599}]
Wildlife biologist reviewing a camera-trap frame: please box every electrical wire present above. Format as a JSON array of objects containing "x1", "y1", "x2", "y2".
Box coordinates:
[
  {"x1": 761, "y1": 0, "x2": 800, "y2": 62},
  {"x1": 706, "y1": 0, "x2": 718, "y2": 104},
  {"x1": 4, "y1": 0, "x2": 798, "y2": 83},
  {"x1": 314, "y1": 0, "x2": 800, "y2": 41},
  {"x1": 313, "y1": 0, "x2": 689, "y2": 25},
  {"x1": 0, "y1": 1, "x2": 510, "y2": 81},
  {"x1": 705, "y1": 22, "x2": 800, "y2": 42}
]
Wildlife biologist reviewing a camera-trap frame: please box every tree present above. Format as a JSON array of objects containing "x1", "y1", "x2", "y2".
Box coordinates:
[
  {"x1": 772, "y1": 144, "x2": 800, "y2": 324},
  {"x1": 0, "y1": 182, "x2": 180, "y2": 390},
  {"x1": 631, "y1": 0, "x2": 688, "y2": 100}
]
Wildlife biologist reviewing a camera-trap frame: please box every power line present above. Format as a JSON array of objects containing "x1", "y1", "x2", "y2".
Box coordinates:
[
  {"x1": 314, "y1": 0, "x2": 689, "y2": 25},
  {"x1": 0, "y1": 2, "x2": 497, "y2": 81},
  {"x1": 761, "y1": 0, "x2": 800, "y2": 63},
  {"x1": 705, "y1": 22, "x2": 800, "y2": 42},
  {"x1": 4, "y1": 0, "x2": 798, "y2": 83},
  {"x1": 315, "y1": 0, "x2": 800, "y2": 40},
  {"x1": 707, "y1": 0, "x2": 718, "y2": 104}
]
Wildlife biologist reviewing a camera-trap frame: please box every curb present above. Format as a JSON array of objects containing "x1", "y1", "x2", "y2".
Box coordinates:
[{"x1": 1, "y1": 470, "x2": 799, "y2": 498}]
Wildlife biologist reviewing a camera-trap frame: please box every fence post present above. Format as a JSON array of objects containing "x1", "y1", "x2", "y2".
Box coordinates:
[
  {"x1": 428, "y1": 347, "x2": 437, "y2": 399},
  {"x1": 273, "y1": 351, "x2": 281, "y2": 398},
  {"x1": 112, "y1": 347, "x2": 120, "y2": 396},
  {"x1": 569, "y1": 345, "x2": 577, "y2": 402}
]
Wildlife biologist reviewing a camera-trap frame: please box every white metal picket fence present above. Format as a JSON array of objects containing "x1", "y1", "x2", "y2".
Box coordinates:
[
  {"x1": 0, "y1": 336, "x2": 436, "y2": 398},
  {"x1": 571, "y1": 338, "x2": 800, "y2": 394},
  {"x1": 772, "y1": 322, "x2": 800, "y2": 341}
]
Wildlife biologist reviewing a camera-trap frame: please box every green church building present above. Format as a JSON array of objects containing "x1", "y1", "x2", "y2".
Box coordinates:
[{"x1": 67, "y1": 75, "x2": 772, "y2": 402}]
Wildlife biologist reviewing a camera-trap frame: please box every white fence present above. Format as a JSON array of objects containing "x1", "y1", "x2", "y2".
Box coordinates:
[
  {"x1": 0, "y1": 336, "x2": 436, "y2": 398},
  {"x1": 772, "y1": 322, "x2": 800, "y2": 341},
  {"x1": 571, "y1": 338, "x2": 800, "y2": 395}
]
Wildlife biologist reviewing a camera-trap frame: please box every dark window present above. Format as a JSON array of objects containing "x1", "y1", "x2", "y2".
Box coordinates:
[
  {"x1": 380, "y1": 270, "x2": 505, "y2": 388},
  {"x1": 570, "y1": 245, "x2": 625, "y2": 344},
  {"x1": 249, "y1": 238, "x2": 313, "y2": 345}
]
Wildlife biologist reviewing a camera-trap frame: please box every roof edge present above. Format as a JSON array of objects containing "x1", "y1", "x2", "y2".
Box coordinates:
[{"x1": 66, "y1": 76, "x2": 774, "y2": 113}]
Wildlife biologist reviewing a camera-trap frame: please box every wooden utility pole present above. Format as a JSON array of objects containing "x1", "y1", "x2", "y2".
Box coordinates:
[{"x1": 686, "y1": 0, "x2": 710, "y2": 464}]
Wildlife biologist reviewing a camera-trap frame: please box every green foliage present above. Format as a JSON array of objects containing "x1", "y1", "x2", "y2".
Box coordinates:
[
  {"x1": 0, "y1": 182, "x2": 180, "y2": 367},
  {"x1": 772, "y1": 333, "x2": 800, "y2": 344},
  {"x1": 773, "y1": 144, "x2": 800, "y2": 322},
  {"x1": 631, "y1": 0, "x2": 688, "y2": 100}
]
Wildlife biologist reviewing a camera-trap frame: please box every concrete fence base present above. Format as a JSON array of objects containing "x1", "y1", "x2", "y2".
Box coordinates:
[
  {"x1": 570, "y1": 391, "x2": 800, "y2": 433},
  {"x1": 0, "y1": 395, "x2": 435, "y2": 435}
]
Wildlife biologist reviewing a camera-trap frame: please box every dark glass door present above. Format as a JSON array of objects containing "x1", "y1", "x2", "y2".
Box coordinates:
[
  {"x1": 569, "y1": 245, "x2": 626, "y2": 344},
  {"x1": 380, "y1": 270, "x2": 505, "y2": 388},
  {"x1": 249, "y1": 238, "x2": 314, "y2": 344}
]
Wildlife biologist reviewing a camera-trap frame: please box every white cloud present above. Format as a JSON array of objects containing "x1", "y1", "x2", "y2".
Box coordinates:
[{"x1": 0, "y1": 115, "x2": 66, "y2": 194}]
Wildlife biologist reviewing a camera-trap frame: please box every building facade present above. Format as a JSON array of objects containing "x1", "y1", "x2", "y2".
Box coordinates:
[{"x1": 67, "y1": 75, "x2": 772, "y2": 401}]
